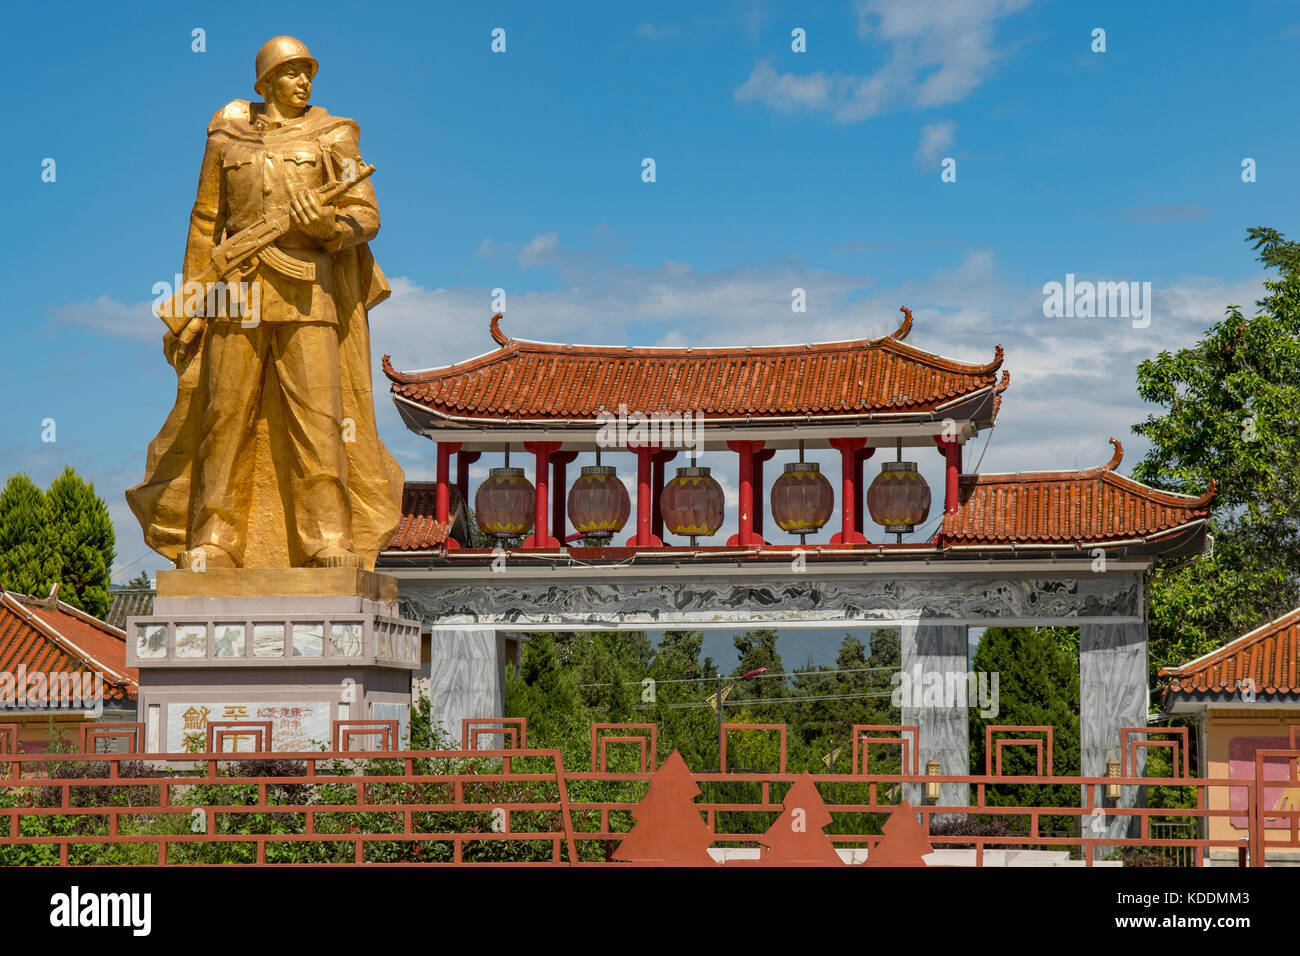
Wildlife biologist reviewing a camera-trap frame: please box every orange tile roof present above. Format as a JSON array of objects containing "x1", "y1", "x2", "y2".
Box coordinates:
[
  {"x1": 0, "y1": 591, "x2": 138, "y2": 703},
  {"x1": 1161, "y1": 607, "x2": 1300, "y2": 698},
  {"x1": 387, "y1": 482, "x2": 465, "y2": 551},
  {"x1": 384, "y1": 308, "x2": 1008, "y2": 427},
  {"x1": 940, "y1": 440, "x2": 1216, "y2": 548}
]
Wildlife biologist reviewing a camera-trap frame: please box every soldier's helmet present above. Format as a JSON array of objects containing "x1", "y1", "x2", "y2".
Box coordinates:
[{"x1": 254, "y1": 36, "x2": 318, "y2": 96}]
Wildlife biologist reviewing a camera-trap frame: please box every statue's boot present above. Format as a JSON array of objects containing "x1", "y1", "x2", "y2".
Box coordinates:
[
  {"x1": 177, "y1": 544, "x2": 237, "y2": 570},
  {"x1": 306, "y1": 546, "x2": 364, "y2": 569}
]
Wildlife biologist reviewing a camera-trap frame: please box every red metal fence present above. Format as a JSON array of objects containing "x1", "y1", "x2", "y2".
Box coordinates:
[{"x1": 0, "y1": 720, "x2": 1295, "y2": 866}]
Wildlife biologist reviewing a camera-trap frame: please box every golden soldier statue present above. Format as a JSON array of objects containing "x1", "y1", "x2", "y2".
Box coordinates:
[{"x1": 128, "y1": 36, "x2": 403, "y2": 571}]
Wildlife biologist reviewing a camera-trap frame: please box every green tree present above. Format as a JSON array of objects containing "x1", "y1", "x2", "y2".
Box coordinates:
[
  {"x1": 970, "y1": 627, "x2": 1080, "y2": 811},
  {"x1": 125, "y1": 570, "x2": 152, "y2": 589},
  {"x1": 46, "y1": 467, "x2": 115, "y2": 619},
  {"x1": 505, "y1": 633, "x2": 583, "y2": 750},
  {"x1": 1132, "y1": 227, "x2": 1300, "y2": 676},
  {"x1": 730, "y1": 629, "x2": 788, "y2": 702},
  {"x1": 646, "y1": 630, "x2": 718, "y2": 769},
  {"x1": 570, "y1": 630, "x2": 653, "y2": 721},
  {"x1": 789, "y1": 631, "x2": 900, "y2": 763},
  {"x1": 0, "y1": 473, "x2": 59, "y2": 597}
]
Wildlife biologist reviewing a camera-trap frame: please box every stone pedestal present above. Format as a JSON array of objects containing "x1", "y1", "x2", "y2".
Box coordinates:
[
  {"x1": 900, "y1": 623, "x2": 970, "y2": 812},
  {"x1": 1080, "y1": 622, "x2": 1149, "y2": 850},
  {"x1": 127, "y1": 569, "x2": 421, "y2": 752}
]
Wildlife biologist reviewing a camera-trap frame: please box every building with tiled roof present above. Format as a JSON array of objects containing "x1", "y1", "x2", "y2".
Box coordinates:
[
  {"x1": 386, "y1": 309, "x2": 1008, "y2": 431},
  {"x1": 105, "y1": 586, "x2": 155, "y2": 631},
  {"x1": 0, "y1": 586, "x2": 139, "y2": 753},
  {"x1": 387, "y1": 483, "x2": 470, "y2": 553},
  {"x1": 380, "y1": 309, "x2": 1213, "y2": 562},
  {"x1": 1161, "y1": 609, "x2": 1300, "y2": 863},
  {"x1": 1162, "y1": 608, "x2": 1300, "y2": 707},
  {"x1": 940, "y1": 439, "x2": 1215, "y2": 556}
]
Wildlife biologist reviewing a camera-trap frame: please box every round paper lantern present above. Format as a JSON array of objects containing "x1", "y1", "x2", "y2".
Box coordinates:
[
  {"x1": 567, "y1": 465, "x2": 630, "y2": 542},
  {"x1": 660, "y1": 466, "x2": 724, "y2": 540},
  {"x1": 474, "y1": 466, "x2": 534, "y2": 539},
  {"x1": 866, "y1": 461, "x2": 931, "y2": 533},
  {"x1": 770, "y1": 462, "x2": 834, "y2": 535}
]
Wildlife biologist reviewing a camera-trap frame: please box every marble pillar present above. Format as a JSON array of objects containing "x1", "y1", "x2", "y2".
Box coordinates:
[
  {"x1": 428, "y1": 628, "x2": 504, "y2": 747},
  {"x1": 899, "y1": 623, "x2": 970, "y2": 810},
  {"x1": 1080, "y1": 622, "x2": 1149, "y2": 850}
]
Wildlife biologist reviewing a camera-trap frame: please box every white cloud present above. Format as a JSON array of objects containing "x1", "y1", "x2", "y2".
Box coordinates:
[
  {"x1": 52, "y1": 294, "x2": 161, "y2": 343},
  {"x1": 735, "y1": 0, "x2": 1033, "y2": 122},
  {"x1": 519, "y1": 232, "x2": 560, "y2": 268},
  {"x1": 915, "y1": 121, "x2": 956, "y2": 167},
  {"x1": 734, "y1": 61, "x2": 834, "y2": 114}
]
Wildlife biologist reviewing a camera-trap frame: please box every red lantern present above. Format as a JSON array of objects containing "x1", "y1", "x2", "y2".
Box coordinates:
[
  {"x1": 474, "y1": 466, "x2": 534, "y2": 539},
  {"x1": 866, "y1": 461, "x2": 931, "y2": 533},
  {"x1": 770, "y1": 462, "x2": 834, "y2": 535},
  {"x1": 566, "y1": 465, "x2": 630, "y2": 542},
  {"x1": 660, "y1": 466, "x2": 724, "y2": 541}
]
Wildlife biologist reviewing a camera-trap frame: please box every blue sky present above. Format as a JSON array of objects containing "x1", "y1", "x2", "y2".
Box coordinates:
[{"x1": 2, "y1": 0, "x2": 1296, "y2": 605}]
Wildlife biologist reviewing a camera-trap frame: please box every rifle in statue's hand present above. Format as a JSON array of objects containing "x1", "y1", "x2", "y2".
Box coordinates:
[{"x1": 155, "y1": 163, "x2": 376, "y2": 337}]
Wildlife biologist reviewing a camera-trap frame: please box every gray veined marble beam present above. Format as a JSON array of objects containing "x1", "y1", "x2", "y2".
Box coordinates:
[
  {"x1": 427, "y1": 628, "x2": 504, "y2": 747},
  {"x1": 899, "y1": 623, "x2": 970, "y2": 814},
  {"x1": 400, "y1": 571, "x2": 1143, "y2": 630},
  {"x1": 1080, "y1": 622, "x2": 1149, "y2": 855}
]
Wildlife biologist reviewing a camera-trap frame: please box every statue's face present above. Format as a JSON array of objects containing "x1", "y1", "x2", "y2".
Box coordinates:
[{"x1": 268, "y1": 59, "x2": 313, "y2": 111}]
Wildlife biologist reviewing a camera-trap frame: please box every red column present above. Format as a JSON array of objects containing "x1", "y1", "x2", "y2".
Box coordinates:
[
  {"x1": 752, "y1": 447, "x2": 776, "y2": 539},
  {"x1": 456, "y1": 450, "x2": 481, "y2": 510},
  {"x1": 934, "y1": 435, "x2": 961, "y2": 515},
  {"x1": 522, "y1": 440, "x2": 561, "y2": 548},
  {"x1": 626, "y1": 443, "x2": 664, "y2": 546},
  {"x1": 650, "y1": 449, "x2": 677, "y2": 541},
  {"x1": 726, "y1": 440, "x2": 767, "y2": 546},
  {"x1": 551, "y1": 449, "x2": 579, "y2": 545},
  {"x1": 829, "y1": 437, "x2": 869, "y2": 545},
  {"x1": 436, "y1": 442, "x2": 462, "y2": 549},
  {"x1": 852, "y1": 446, "x2": 875, "y2": 535}
]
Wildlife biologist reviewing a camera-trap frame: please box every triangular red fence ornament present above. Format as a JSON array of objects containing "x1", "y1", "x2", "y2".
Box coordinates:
[
  {"x1": 613, "y1": 750, "x2": 717, "y2": 865},
  {"x1": 758, "y1": 772, "x2": 842, "y2": 865},
  {"x1": 865, "y1": 801, "x2": 933, "y2": 866}
]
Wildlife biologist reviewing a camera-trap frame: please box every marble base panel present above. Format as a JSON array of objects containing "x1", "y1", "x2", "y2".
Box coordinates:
[
  {"x1": 900, "y1": 623, "x2": 970, "y2": 812},
  {"x1": 427, "y1": 628, "x2": 505, "y2": 747},
  {"x1": 1080, "y1": 622, "x2": 1149, "y2": 853}
]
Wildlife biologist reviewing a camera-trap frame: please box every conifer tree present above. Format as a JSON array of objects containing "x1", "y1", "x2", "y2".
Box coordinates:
[
  {"x1": 0, "y1": 474, "x2": 60, "y2": 598},
  {"x1": 46, "y1": 467, "x2": 115, "y2": 618}
]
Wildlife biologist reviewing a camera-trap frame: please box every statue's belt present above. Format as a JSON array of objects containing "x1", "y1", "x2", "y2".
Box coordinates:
[{"x1": 256, "y1": 245, "x2": 319, "y2": 281}]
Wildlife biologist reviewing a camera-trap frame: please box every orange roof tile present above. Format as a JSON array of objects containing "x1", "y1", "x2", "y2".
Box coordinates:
[
  {"x1": 386, "y1": 483, "x2": 465, "y2": 551},
  {"x1": 1161, "y1": 607, "x2": 1300, "y2": 698},
  {"x1": 941, "y1": 440, "x2": 1216, "y2": 548},
  {"x1": 0, "y1": 591, "x2": 138, "y2": 703},
  {"x1": 385, "y1": 309, "x2": 1006, "y2": 427}
]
